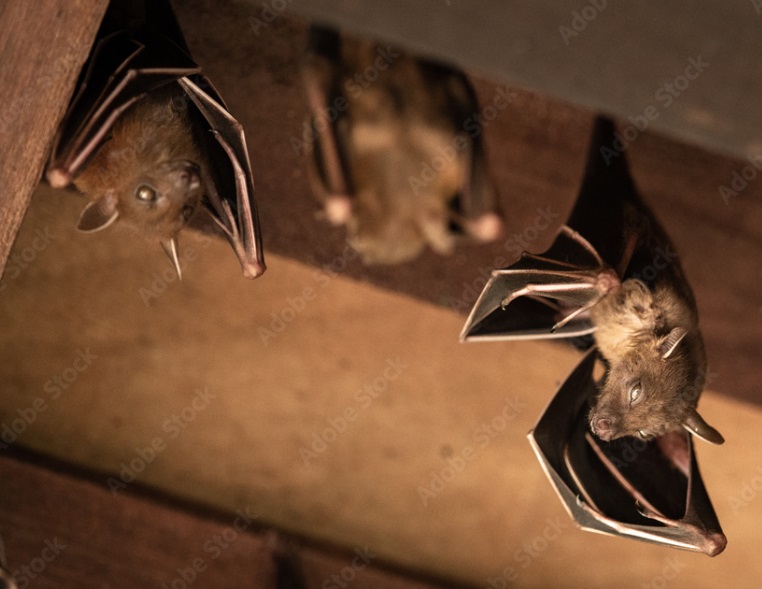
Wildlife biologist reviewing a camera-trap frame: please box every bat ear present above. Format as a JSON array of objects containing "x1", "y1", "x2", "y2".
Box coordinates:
[
  {"x1": 161, "y1": 237, "x2": 182, "y2": 280},
  {"x1": 77, "y1": 193, "x2": 119, "y2": 233},
  {"x1": 659, "y1": 327, "x2": 687, "y2": 359},
  {"x1": 683, "y1": 408, "x2": 725, "y2": 445}
]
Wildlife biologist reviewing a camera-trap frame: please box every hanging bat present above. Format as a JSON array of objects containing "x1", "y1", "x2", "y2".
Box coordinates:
[
  {"x1": 461, "y1": 116, "x2": 723, "y2": 445},
  {"x1": 300, "y1": 26, "x2": 503, "y2": 264},
  {"x1": 529, "y1": 348, "x2": 726, "y2": 556},
  {"x1": 46, "y1": 0, "x2": 265, "y2": 279}
]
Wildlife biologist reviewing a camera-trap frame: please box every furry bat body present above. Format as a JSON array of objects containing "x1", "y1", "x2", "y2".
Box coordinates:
[
  {"x1": 583, "y1": 204, "x2": 723, "y2": 445},
  {"x1": 301, "y1": 26, "x2": 503, "y2": 264},
  {"x1": 47, "y1": 0, "x2": 264, "y2": 279},
  {"x1": 461, "y1": 117, "x2": 722, "y2": 445},
  {"x1": 73, "y1": 86, "x2": 204, "y2": 251}
]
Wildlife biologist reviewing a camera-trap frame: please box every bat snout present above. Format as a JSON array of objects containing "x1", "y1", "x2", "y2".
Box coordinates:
[{"x1": 591, "y1": 416, "x2": 615, "y2": 441}]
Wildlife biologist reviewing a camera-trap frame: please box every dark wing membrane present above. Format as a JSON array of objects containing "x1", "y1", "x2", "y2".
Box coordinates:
[
  {"x1": 46, "y1": 0, "x2": 199, "y2": 186},
  {"x1": 460, "y1": 228, "x2": 606, "y2": 342},
  {"x1": 179, "y1": 77, "x2": 265, "y2": 279},
  {"x1": 528, "y1": 349, "x2": 726, "y2": 556}
]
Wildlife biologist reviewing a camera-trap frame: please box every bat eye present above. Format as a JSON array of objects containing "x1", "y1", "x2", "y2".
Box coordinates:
[
  {"x1": 638, "y1": 429, "x2": 649, "y2": 439},
  {"x1": 135, "y1": 185, "x2": 158, "y2": 203},
  {"x1": 629, "y1": 383, "x2": 642, "y2": 406}
]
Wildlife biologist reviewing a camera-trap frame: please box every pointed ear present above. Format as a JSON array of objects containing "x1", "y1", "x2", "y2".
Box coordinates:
[
  {"x1": 659, "y1": 327, "x2": 687, "y2": 359},
  {"x1": 77, "y1": 193, "x2": 119, "y2": 233},
  {"x1": 161, "y1": 237, "x2": 182, "y2": 280},
  {"x1": 683, "y1": 408, "x2": 724, "y2": 445}
]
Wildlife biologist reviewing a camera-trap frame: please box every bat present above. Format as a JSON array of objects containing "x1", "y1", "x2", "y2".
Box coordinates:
[
  {"x1": 529, "y1": 348, "x2": 726, "y2": 556},
  {"x1": 46, "y1": 0, "x2": 265, "y2": 279},
  {"x1": 461, "y1": 116, "x2": 722, "y2": 445},
  {"x1": 300, "y1": 26, "x2": 503, "y2": 264}
]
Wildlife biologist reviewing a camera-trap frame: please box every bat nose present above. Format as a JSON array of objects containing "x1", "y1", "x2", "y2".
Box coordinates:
[{"x1": 592, "y1": 417, "x2": 614, "y2": 441}]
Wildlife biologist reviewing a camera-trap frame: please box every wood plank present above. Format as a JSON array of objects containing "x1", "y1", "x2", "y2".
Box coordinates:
[
  {"x1": 283, "y1": 0, "x2": 762, "y2": 161},
  {"x1": 0, "y1": 448, "x2": 465, "y2": 588},
  {"x1": 0, "y1": 0, "x2": 108, "y2": 279}
]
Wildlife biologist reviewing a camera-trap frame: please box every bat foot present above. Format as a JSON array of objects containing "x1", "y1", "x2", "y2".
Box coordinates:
[
  {"x1": 466, "y1": 212, "x2": 504, "y2": 242},
  {"x1": 47, "y1": 167, "x2": 72, "y2": 188},
  {"x1": 323, "y1": 195, "x2": 352, "y2": 225},
  {"x1": 242, "y1": 260, "x2": 266, "y2": 279}
]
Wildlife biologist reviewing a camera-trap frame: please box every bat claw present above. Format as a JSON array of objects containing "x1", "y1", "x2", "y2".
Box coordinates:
[{"x1": 46, "y1": 167, "x2": 72, "y2": 189}]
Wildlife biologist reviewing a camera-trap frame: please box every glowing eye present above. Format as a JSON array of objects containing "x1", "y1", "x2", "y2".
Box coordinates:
[
  {"x1": 135, "y1": 185, "x2": 157, "y2": 202},
  {"x1": 629, "y1": 384, "x2": 642, "y2": 405}
]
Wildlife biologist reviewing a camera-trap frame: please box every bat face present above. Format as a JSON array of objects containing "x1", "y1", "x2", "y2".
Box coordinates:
[
  {"x1": 73, "y1": 92, "x2": 205, "y2": 241},
  {"x1": 589, "y1": 335, "x2": 700, "y2": 441},
  {"x1": 589, "y1": 278, "x2": 708, "y2": 441}
]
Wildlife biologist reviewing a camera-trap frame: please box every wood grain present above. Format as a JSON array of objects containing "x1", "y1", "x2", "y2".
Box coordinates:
[{"x1": 0, "y1": 0, "x2": 107, "y2": 279}]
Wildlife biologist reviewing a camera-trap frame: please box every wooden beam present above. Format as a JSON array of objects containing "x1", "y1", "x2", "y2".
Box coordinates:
[
  {"x1": 0, "y1": 0, "x2": 108, "y2": 279},
  {"x1": 285, "y1": 0, "x2": 762, "y2": 161}
]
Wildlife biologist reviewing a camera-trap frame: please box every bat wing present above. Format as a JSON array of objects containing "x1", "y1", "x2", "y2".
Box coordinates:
[
  {"x1": 528, "y1": 349, "x2": 726, "y2": 556},
  {"x1": 47, "y1": 0, "x2": 264, "y2": 279},
  {"x1": 460, "y1": 226, "x2": 609, "y2": 341},
  {"x1": 46, "y1": 3, "x2": 199, "y2": 187},
  {"x1": 178, "y1": 77, "x2": 265, "y2": 278},
  {"x1": 461, "y1": 115, "x2": 648, "y2": 342},
  {"x1": 440, "y1": 70, "x2": 504, "y2": 243},
  {"x1": 300, "y1": 26, "x2": 353, "y2": 224}
]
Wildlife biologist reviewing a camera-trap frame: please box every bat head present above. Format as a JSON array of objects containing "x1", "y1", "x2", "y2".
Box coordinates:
[
  {"x1": 589, "y1": 327, "x2": 724, "y2": 445},
  {"x1": 74, "y1": 93, "x2": 206, "y2": 242},
  {"x1": 76, "y1": 159, "x2": 203, "y2": 240}
]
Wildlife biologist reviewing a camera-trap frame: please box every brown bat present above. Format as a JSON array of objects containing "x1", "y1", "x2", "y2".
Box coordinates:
[
  {"x1": 461, "y1": 117, "x2": 723, "y2": 446},
  {"x1": 70, "y1": 86, "x2": 205, "y2": 270},
  {"x1": 46, "y1": 0, "x2": 264, "y2": 279},
  {"x1": 301, "y1": 26, "x2": 503, "y2": 264},
  {"x1": 587, "y1": 268, "x2": 721, "y2": 444},
  {"x1": 557, "y1": 216, "x2": 725, "y2": 445}
]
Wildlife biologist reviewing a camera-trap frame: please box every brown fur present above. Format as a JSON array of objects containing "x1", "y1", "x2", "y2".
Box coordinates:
[
  {"x1": 305, "y1": 34, "x2": 500, "y2": 264},
  {"x1": 589, "y1": 277, "x2": 706, "y2": 441},
  {"x1": 74, "y1": 87, "x2": 205, "y2": 240}
]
